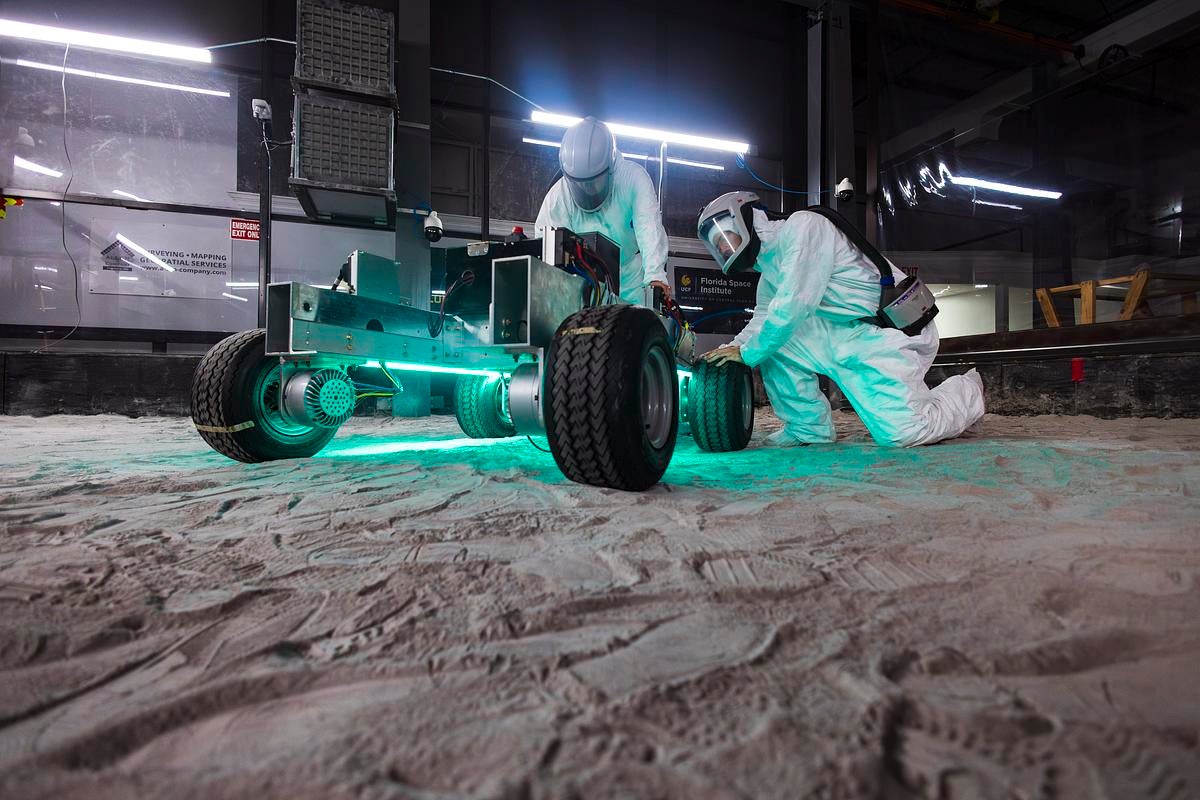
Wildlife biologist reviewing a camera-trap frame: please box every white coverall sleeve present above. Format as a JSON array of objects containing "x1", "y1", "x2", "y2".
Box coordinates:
[
  {"x1": 731, "y1": 278, "x2": 775, "y2": 350},
  {"x1": 626, "y1": 167, "x2": 669, "y2": 287},
  {"x1": 535, "y1": 181, "x2": 563, "y2": 238},
  {"x1": 738, "y1": 216, "x2": 839, "y2": 368}
]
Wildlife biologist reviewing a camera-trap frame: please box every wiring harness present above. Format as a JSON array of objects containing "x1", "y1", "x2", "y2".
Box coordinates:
[
  {"x1": 352, "y1": 362, "x2": 402, "y2": 406},
  {"x1": 428, "y1": 268, "x2": 475, "y2": 338}
]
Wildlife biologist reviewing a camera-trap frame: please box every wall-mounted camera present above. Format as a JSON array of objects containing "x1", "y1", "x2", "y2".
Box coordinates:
[
  {"x1": 424, "y1": 210, "x2": 444, "y2": 242},
  {"x1": 836, "y1": 177, "x2": 855, "y2": 202},
  {"x1": 251, "y1": 99, "x2": 272, "y2": 121}
]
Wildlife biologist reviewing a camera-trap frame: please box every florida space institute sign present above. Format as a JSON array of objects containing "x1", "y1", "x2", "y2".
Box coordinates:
[{"x1": 674, "y1": 267, "x2": 759, "y2": 307}]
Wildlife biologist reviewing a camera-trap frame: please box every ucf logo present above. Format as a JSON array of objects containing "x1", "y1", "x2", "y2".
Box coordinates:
[{"x1": 679, "y1": 273, "x2": 692, "y2": 289}]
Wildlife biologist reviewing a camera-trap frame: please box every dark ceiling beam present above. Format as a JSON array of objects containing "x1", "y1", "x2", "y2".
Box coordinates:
[
  {"x1": 889, "y1": 76, "x2": 977, "y2": 100},
  {"x1": 881, "y1": 0, "x2": 1077, "y2": 54},
  {"x1": 1090, "y1": 83, "x2": 1190, "y2": 114},
  {"x1": 880, "y1": 27, "x2": 1031, "y2": 72},
  {"x1": 998, "y1": 0, "x2": 1099, "y2": 37}
]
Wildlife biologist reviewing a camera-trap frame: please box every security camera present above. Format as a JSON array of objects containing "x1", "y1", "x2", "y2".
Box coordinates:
[
  {"x1": 251, "y1": 99, "x2": 272, "y2": 121},
  {"x1": 836, "y1": 178, "x2": 855, "y2": 202},
  {"x1": 424, "y1": 210, "x2": 444, "y2": 243}
]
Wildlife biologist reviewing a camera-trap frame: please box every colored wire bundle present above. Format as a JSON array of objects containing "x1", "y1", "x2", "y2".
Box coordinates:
[{"x1": 428, "y1": 269, "x2": 475, "y2": 337}]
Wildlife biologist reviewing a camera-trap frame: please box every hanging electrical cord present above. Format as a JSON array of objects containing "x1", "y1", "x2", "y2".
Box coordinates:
[
  {"x1": 572, "y1": 242, "x2": 606, "y2": 306},
  {"x1": 735, "y1": 153, "x2": 840, "y2": 198},
  {"x1": 353, "y1": 381, "x2": 400, "y2": 392},
  {"x1": 201, "y1": 44, "x2": 548, "y2": 113},
  {"x1": 564, "y1": 263, "x2": 598, "y2": 307},
  {"x1": 200, "y1": 42, "x2": 546, "y2": 117},
  {"x1": 659, "y1": 294, "x2": 689, "y2": 348},
  {"x1": 688, "y1": 307, "x2": 752, "y2": 329},
  {"x1": 205, "y1": 37, "x2": 296, "y2": 49},
  {"x1": 429, "y1": 67, "x2": 545, "y2": 111},
  {"x1": 379, "y1": 363, "x2": 400, "y2": 388},
  {"x1": 572, "y1": 241, "x2": 626, "y2": 306},
  {"x1": 526, "y1": 436, "x2": 552, "y2": 453},
  {"x1": 428, "y1": 269, "x2": 475, "y2": 337},
  {"x1": 35, "y1": 42, "x2": 81, "y2": 354}
]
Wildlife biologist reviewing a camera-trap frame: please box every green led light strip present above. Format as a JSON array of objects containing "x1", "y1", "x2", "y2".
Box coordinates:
[
  {"x1": 362, "y1": 360, "x2": 694, "y2": 381},
  {"x1": 363, "y1": 360, "x2": 502, "y2": 378}
]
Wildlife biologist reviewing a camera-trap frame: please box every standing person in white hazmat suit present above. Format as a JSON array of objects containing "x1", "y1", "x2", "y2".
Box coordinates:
[
  {"x1": 535, "y1": 116, "x2": 672, "y2": 305},
  {"x1": 697, "y1": 190, "x2": 985, "y2": 447}
]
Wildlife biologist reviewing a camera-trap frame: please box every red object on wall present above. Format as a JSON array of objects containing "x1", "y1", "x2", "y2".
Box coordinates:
[
  {"x1": 1071, "y1": 358, "x2": 1085, "y2": 383},
  {"x1": 230, "y1": 218, "x2": 260, "y2": 241}
]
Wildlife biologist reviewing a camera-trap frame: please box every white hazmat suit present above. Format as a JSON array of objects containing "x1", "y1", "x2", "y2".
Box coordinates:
[
  {"x1": 536, "y1": 157, "x2": 669, "y2": 305},
  {"x1": 730, "y1": 208, "x2": 985, "y2": 447}
]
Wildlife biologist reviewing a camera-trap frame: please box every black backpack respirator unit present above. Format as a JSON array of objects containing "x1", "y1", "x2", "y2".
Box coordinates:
[{"x1": 801, "y1": 206, "x2": 939, "y2": 336}]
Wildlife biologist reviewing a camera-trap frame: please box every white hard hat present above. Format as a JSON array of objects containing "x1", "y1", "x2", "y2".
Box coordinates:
[{"x1": 559, "y1": 116, "x2": 619, "y2": 212}]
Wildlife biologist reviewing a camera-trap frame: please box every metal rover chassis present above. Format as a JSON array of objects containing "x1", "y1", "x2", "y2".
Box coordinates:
[{"x1": 265, "y1": 243, "x2": 621, "y2": 436}]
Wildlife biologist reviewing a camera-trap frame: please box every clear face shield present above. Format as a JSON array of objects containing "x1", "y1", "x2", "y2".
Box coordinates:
[
  {"x1": 699, "y1": 210, "x2": 750, "y2": 273},
  {"x1": 566, "y1": 169, "x2": 614, "y2": 212}
]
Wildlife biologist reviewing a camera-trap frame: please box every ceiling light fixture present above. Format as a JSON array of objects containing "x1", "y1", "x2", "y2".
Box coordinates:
[
  {"x1": 116, "y1": 233, "x2": 174, "y2": 272},
  {"x1": 951, "y1": 175, "x2": 1061, "y2": 199},
  {"x1": 0, "y1": 18, "x2": 212, "y2": 62},
  {"x1": 521, "y1": 137, "x2": 724, "y2": 171},
  {"x1": 13, "y1": 155, "x2": 63, "y2": 177},
  {"x1": 530, "y1": 111, "x2": 749, "y2": 154},
  {"x1": 11, "y1": 58, "x2": 229, "y2": 97}
]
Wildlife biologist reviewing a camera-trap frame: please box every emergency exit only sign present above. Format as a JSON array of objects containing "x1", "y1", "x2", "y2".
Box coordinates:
[{"x1": 230, "y1": 218, "x2": 260, "y2": 241}]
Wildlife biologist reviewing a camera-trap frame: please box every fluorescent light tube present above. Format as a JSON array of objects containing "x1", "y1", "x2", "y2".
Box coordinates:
[
  {"x1": 521, "y1": 137, "x2": 723, "y2": 170},
  {"x1": 116, "y1": 233, "x2": 174, "y2": 272},
  {"x1": 950, "y1": 175, "x2": 1060, "y2": 199},
  {"x1": 530, "y1": 111, "x2": 749, "y2": 154},
  {"x1": 13, "y1": 155, "x2": 62, "y2": 177},
  {"x1": 0, "y1": 19, "x2": 212, "y2": 62},
  {"x1": 12, "y1": 58, "x2": 229, "y2": 97}
]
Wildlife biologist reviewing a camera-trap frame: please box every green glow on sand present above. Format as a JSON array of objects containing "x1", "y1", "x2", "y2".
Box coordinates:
[
  {"x1": 321, "y1": 436, "x2": 513, "y2": 458},
  {"x1": 362, "y1": 360, "x2": 503, "y2": 378}
]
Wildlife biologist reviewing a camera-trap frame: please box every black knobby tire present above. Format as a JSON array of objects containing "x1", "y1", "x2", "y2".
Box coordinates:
[
  {"x1": 688, "y1": 359, "x2": 755, "y2": 452},
  {"x1": 454, "y1": 374, "x2": 516, "y2": 439},
  {"x1": 191, "y1": 329, "x2": 337, "y2": 463},
  {"x1": 544, "y1": 305, "x2": 678, "y2": 491}
]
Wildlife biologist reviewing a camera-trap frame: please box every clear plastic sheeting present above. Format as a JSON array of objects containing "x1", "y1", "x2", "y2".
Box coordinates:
[
  {"x1": 0, "y1": 39, "x2": 237, "y2": 207},
  {"x1": 0, "y1": 198, "x2": 396, "y2": 333}
]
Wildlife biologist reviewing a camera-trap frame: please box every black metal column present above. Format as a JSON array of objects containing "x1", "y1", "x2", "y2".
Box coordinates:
[
  {"x1": 257, "y1": 119, "x2": 273, "y2": 327},
  {"x1": 826, "y1": 2, "x2": 855, "y2": 222},
  {"x1": 865, "y1": 0, "x2": 881, "y2": 245},
  {"x1": 393, "y1": 0, "x2": 432, "y2": 416},
  {"x1": 1030, "y1": 61, "x2": 1071, "y2": 328},
  {"x1": 807, "y1": 4, "x2": 856, "y2": 223},
  {"x1": 256, "y1": 1, "x2": 272, "y2": 327},
  {"x1": 806, "y1": 13, "x2": 823, "y2": 207},
  {"x1": 479, "y1": 0, "x2": 492, "y2": 241}
]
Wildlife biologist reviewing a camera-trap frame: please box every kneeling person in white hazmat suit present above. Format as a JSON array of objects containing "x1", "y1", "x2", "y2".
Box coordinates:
[
  {"x1": 697, "y1": 191, "x2": 985, "y2": 447},
  {"x1": 535, "y1": 116, "x2": 671, "y2": 305}
]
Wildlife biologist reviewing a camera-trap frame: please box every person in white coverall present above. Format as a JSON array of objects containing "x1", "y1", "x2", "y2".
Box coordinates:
[
  {"x1": 535, "y1": 116, "x2": 671, "y2": 305},
  {"x1": 697, "y1": 190, "x2": 985, "y2": 447}
]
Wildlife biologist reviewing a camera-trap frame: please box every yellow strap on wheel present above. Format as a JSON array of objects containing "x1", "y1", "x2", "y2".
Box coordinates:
[{"x1": 195, "y1": 421, "x2": 255, "y2": 433}]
